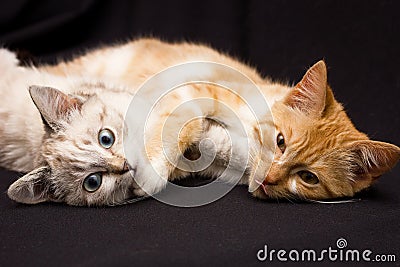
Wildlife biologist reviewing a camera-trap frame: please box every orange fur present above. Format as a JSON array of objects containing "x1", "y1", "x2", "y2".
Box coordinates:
[{"x1": 41, "y1": 39, "x2": 400, "y2": 201}]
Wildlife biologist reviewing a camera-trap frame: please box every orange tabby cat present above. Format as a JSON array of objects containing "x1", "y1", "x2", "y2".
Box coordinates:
[
  {"x1": 39, "y1": 38, "x2": 399, "y2": 202},
  {"x1": 3, "y1": 39, "x2": 397, "y2": 205}
]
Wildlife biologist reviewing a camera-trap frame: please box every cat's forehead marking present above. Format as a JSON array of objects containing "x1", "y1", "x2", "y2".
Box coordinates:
[
  {"x1": 80, "y1": 81, "x2": 106, "y2": 89},
  {"x1": 55, "y1": 134, "x2": 67, "y2": 142},
  {"x1": 99, "y1": 105, "x2": 107, "y2": 123},
  {"x1": 82, "y1": 139, "x2": 91, "y2": 145},
  {"x1": 253, "y1": 125, "x2": 263, "y2": 145}
]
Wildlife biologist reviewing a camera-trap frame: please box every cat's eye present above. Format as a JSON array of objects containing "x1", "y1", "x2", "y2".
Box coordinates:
[
  {"x1": 98, "y1": 128, "x2": 115, "y2": 149},
  {"x1": 298, "y1": 171, "x2": 319, "y2": 185},
  {"x1": 277, "y1": 133, "x2": 286, "y2": 153},
  {"x1": 83, "y1": 173, "x2": 102, "y2": 192}
]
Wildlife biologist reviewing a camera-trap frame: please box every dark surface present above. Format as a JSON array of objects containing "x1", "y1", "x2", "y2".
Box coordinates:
[{"x1": 1, "y1": 1, "x2": 399, "y2": 266}]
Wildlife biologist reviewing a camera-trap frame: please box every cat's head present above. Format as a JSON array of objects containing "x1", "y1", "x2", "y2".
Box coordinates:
[
  {"x1": 251, "y1": 61, "x2": 400, "y2": 200},
  {"x1": 7, "y1": 85, "x2": 140, "y2": 206}
]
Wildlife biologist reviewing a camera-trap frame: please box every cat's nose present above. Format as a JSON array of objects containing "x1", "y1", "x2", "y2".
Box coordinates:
[
  {"x1": 263, "y1": 164, "x2": 280, "y2": 186},
  {"x1": 263, "y1": 174, "x2": 279, "y2": 186},
  {"x1": 262, "y1": 179, "x2": 278, "y2": 186},
  {"x1": 108, "y1": 158, "x2": 130, "y2": 174}
]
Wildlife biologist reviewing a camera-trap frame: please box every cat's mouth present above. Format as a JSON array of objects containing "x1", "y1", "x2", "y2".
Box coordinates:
[
  {"x1": 252, "y1": 186, "x2": 269, "y2": 199},
  {"x1": 119, "y1": 160, "x2": 131, "y2": 175},
  {"x1": 250, "y1": 177, "x2": 276, "y2": 199},
  {"x1": 256, "y1": 180, "x2": 269, "y2": 197},
  {"x1": 111, "y1": 160, "x2": 135, "y2": 176}
]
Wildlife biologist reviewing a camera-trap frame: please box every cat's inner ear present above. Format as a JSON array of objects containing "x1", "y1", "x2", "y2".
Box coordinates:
[
  {"x1": 7, "y1": 166, "x2": 54, "y2": 204},
  {"x1": 284, "y1": 60, "x2": 328, "y2": 117},
  {"x1": 349, "y1": 140, "x2": 400, "y2": 191},
  {"x1": 29, "y1": 85, "x2": 84, "y2": 131}
]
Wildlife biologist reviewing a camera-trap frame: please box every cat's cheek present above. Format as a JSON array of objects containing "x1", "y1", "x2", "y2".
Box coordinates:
[
  {"x1": 295, "y1": 182, "x2": 333, "y2": 200},
  {"x1": 133, "y1": 188, "x2": 147, "y2": 197}
]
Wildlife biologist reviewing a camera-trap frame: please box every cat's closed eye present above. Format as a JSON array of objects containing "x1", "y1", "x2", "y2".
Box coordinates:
[
  {"x1": 297, "y1": 171, "x2": 319, "y2": 185},
  {"x1": 83, "y1": 173, "x2": 102, "y2": 192},
  {"x1": 98, "y1": 128, "x2": 115, "y2": 149},
  {"x1": 277, "y1": 133, "x2": 286, "y2": 153}
]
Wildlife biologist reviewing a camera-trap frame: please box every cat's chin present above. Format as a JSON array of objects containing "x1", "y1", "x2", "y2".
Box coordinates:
[
  {"x1": 251, "y1": 186, "x2": 270, "y2": 199},
  {"x1": 248, "y1": 176, "x2": 272, "y2": 199},
  {"x1": 250, "y1": 179, "x2": 284, "y2": 200}
]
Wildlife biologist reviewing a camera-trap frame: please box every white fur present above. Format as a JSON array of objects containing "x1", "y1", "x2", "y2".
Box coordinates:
[
  {"x1": 104, "y1": 44, "x2": 136, "y2": 77},
  {"x1": 289, "y1": 179, "x2": 297, "y2": 195}
]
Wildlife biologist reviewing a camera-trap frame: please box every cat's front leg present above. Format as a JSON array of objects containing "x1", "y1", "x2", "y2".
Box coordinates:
[
  {"x1": 130, "y1": 160, "x2": 169, "y2": 196},
  {"x1": 123, "y1": 93, "x2": 204, "y2": 196},
  {"x1": 125, "y1": 141, "x2": 191, "y2": 197}
]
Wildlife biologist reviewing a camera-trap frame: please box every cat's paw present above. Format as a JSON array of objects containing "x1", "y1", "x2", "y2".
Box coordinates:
[{"x1": 134, "y1": 161, "x2": 169, "y2": 196}]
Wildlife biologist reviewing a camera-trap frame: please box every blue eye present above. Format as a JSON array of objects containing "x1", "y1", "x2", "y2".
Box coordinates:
[
  {"x1": 83, "y1": 173, "x2": 102, "y2": 192},
  {"x1": 98, "y1": 128, "x2": 115, "y2": 149}
]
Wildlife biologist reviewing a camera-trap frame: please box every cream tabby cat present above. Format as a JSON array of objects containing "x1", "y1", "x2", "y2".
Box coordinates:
[
  {"x1": 0, "y1": 49, "x2": 142, "y2": 205},
  {"x1": 4, "y1": 39, "x2": 400, "y2": 205}
]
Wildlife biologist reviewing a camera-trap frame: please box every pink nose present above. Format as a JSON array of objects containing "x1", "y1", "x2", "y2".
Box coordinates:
[{"x1": 262, "y1": 175, "x2": 278, "y2": 186}]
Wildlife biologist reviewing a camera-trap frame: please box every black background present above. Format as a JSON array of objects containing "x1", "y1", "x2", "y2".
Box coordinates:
[{"x1": 0, "y1": 1, "x2": 399, "y2": 266}]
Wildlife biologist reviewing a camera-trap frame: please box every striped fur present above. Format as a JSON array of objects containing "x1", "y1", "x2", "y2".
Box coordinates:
[{"x1": 1, "y1": 39, "x2": 399, "y2": 205}]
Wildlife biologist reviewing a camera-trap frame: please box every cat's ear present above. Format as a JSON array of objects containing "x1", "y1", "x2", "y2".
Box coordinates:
[
  {"x1": 349, "y1": 140, "x2": 400, "y2": 191},
  {"x1": 284, "y1": 60, "x2": 327, "y2": 117},
  {"x1": 29, "y1": 85, "x2": 84, "y2": 131},
  {"x1": 7, "y1": 166, "x2": 54, "y2": 204}
]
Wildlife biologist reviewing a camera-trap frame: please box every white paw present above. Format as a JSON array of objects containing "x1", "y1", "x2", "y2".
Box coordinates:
[{"x1": 134, "y1": 163, "x2": 169, "y2": 196}]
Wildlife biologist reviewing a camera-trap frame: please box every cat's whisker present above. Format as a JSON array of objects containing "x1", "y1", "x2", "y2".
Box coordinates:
[
  {"x1": 305, "y1": 198, "x2": 361, "y2": 204},
  {"x1": 108, "y1": 195, "x2": 150, "y2": 206},
  {"x1": 282, "y1": 191, "x2": 295, "y2": 204},
  {"x1": 295, "y1": 190, "x2": 307, "y2": 202},
  {"x1": 2, "y1": 39, "x2": 398, "y2": 207},
  {"x1": 122, "y1": 187, "x2": 127, "y2": 204}
]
